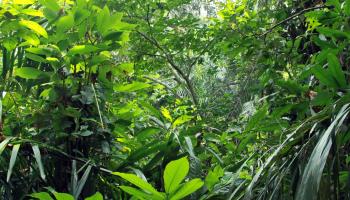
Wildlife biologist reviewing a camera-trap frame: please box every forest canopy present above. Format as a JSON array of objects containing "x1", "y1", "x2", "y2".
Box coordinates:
[{"x1": 0, "y1": 0, "x2": 350, "y2": 199}]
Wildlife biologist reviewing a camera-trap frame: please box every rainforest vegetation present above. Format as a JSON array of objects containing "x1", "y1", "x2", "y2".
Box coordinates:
[{"x1": 0, "y1": 0, "x2": 350, "y2": 199}]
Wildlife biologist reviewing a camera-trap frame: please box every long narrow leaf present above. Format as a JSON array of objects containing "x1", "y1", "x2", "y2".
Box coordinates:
[
  {"x1": 296, "y1": 104, "x2": 350, "y2": 200},
  {"x1": 7, "y1": 144, "x2": 21, "y2": 182},
  {"x1": 32, "y1": 145, "x2": 46, "y2": 180},
  {"x1": 73, "y1": 165, "x2": 92, "y2": 199}
]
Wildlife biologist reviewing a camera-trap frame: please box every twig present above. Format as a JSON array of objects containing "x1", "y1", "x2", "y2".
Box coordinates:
[
  {"x1": 91, "y1": 83, "x2": 104, "y2": 129},
  {"x1": 261, "y1": 5, "x2": 327, "y2": 36}
]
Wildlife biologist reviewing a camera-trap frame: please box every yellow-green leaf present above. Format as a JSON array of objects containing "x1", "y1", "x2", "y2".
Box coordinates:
[
  {"x1": 19, "y1": 20, "x2": 48, "y2": 38},
  {"x1": 21, "y1": 9, "x2": 44, "y2": 17},
  {"x1": 13, "y1": 0, "x2": 35, "y2": 4},
  {"x1": 172, "y1": 115, "x2": 193, "y2": 128}
]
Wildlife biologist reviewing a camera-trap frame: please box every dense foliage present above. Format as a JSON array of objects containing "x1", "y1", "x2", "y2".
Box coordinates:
[{"x1": 1, "y1": 0, "x2": 350, "y2": 199}]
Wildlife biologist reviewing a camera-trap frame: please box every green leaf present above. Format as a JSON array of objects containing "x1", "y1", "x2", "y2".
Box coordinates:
[
  {"x1": 205, "y1": 166, "x2": 224, "y2": 191},
  {"x1": 85, "y1": 192, "x2": 103, "y2": 200},
  {"x1": 32, "y1": 145, "x2": 46, "y2": 180},
  {"x1": 114, "y1": 82, "x2": 151, "y2": 92},
  {"x1": 136, "y1": 127, "x2": 161, "y2": 141},
  {"x1": 3, "y1": 38, "x2": 17, "y2": 51},
  {"x1": 56, "y1": 14, "x2": 75, "y2": 32},
  {"x1": 73, "y1": 165, "x2": 92, "y2": 199},
  {"x1": 312, "y1": 65, "x2": 338, "y2": 88},
  {"x1": 170, "y1": 178, "x2": 204, "y2": 200},
  {"x1": 344, "y1": 0, "x2": 350, "y2": 16},
  {"x1": 161, "y1": 107, "x2": 172, "y2": 122},
  {"x1": 0, "y1": 137, "x2": 13, "y2": 156},
  {"x1": 14, "y1": 67, "x2": 47, "y2": 79},
  {"x1": 7, "y1": 144, "x2": 21, "y2": 182},
  {"x1": 29, "y1": 192, "x2": 54, "y2": 200},
  {"x1": 328, "y1": 53, "x2": 346, "y2": 88},
  {"x1": 119, "y1": 186, "x2": 154, "y2": 200},
  {"x1": 13, "y1": 0, "x2": 35, "y2": 4},
  {"x1": 172, "y1": 115, "x2": 193, "y2": 128},
  {"x1": 39, "y1": 0, "x2": 60, "y2": 12},
  {"x1": 53, "y1": 192, "x2": 74, "y2": 200},
  {"x1": 164, "y1": 157, "x2": 189, "y2": 194},
  {"x1": 19, "y1": 20, "x2": 48, "y2": 38},
  {"x1": 112, "y1": 172, "x2": 163, "y2": 198},
  {"x1": 21, "y1": 9, "x2": 44, "y2": 17},
  {"x1": 296, "y1": 104, "x2": 350, "y2": 200},
  {"x1": 96, "y1": 6, "x2": 111, "y2": 35},
  {"x1": 68, "y1": 45, "x2": 99, "y2": 55}
]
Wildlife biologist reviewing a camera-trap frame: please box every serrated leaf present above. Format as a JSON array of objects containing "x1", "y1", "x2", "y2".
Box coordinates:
[{"x1": 164, "y1": 157, "x2": 189, "y2": 194}]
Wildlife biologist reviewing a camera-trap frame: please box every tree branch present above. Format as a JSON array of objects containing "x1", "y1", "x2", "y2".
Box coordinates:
[{"x1": 261, "y1": 5, "x2": 327, "y2": 36}]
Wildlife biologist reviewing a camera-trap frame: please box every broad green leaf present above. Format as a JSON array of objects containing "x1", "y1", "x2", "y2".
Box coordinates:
[
  {"x1": 170, "y1": 178, "x2": 204, "y2": 200},
  {"x1": 3, "y1": 38, "x2": 17, "y2": 51},
  {"x1": 13, "y1": 0, "x2": 34, "y2": 4},
  {"x1": 316, "y1": 27, "x2": 350, "y2": 40},
  {"x1": 68, "y1": 45, "x2": 99, "y2": 55},
  {"x1": 312, "y1": 65, "x2": 338, "y2": 88},
  {"x1": 19, "y1": 20, "x2": 48, "y2": 38},
  {"x1": 119, "y1": 186, "x2": 154, "y2": 200},
  {"x1": 29, "y1": 192, "x2": 54, "y2": 200},
  {"x1": 7, "y1": 144, "x2": 21, "y2": 182},
  {"x1": 164, "y1": 157, "x2": 189, "y2": 194},
  {"x1": 85, "y1": 192, "x2": 103, "y2": 200},
  {"x1": 96, "y1": 6, "x2": 110, "y2": 35},
  {"x1": 114, "y1": 82, "x2": 151, "y2": 92},
  {"x1": 19, "y1": 32, "x2": 40, "y2": 46},
  {"x1": 38, "y1": 0, "x2": 60, "y2": 12},
  {"x1": 116, "y1": 63, "x2": 134, "y2": 75},
  {"x1": 112, "y1": 172, "x2": 163, "y2": 198},
  {"x1": 53, "y1": 192, "x2": 74, "y2": 200},
  {"x1": 14, "y1": 67, "x2": 47, "y2": 79},
  {"x1": 32, "y1": 145, "x2": 46, "y2": 180},
  {"x1": 56, "y1": 14, "x2": 75, "y2": 32},
  {"x1": 136, "y1": 127, "x2": 161, "y2": 141},
  {"x1": 328, "y1": 53, "x2": 346, "y2": 88},
  {"x1": 172, "y1": 115, "x2": 193, "y2": 128},
  {"x1": 21, "y1": 9, "x2": 44, "y2": 17}
]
